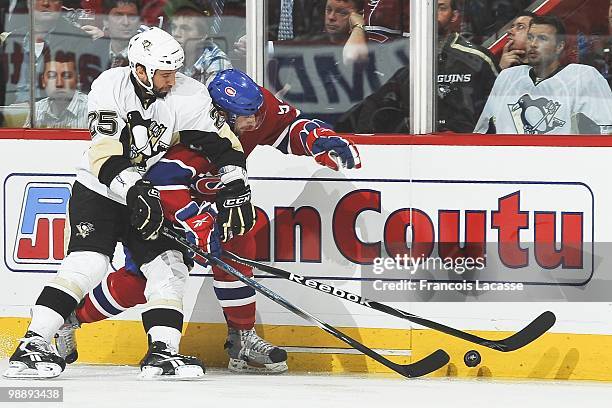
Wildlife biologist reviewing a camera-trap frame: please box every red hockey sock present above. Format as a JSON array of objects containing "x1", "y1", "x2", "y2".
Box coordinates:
[
  {"x1": 214, "y1": 233, "x2": 257, "y2": 330},
  {"x1": 76, "y1": 267, "x2": 147, "y2": 324}
]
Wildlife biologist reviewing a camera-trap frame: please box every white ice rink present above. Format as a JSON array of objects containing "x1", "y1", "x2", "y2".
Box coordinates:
[{"x1": 1, "y1": 360, "x2": 612, "y2": 408}]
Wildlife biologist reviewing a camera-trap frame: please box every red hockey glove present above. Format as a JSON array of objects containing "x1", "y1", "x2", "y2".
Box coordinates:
[
  {"x1": 306, "y1": 128, "x2": 362, "y2": 171},
  {"x1": 175, "y1": 201, "x2": 221, "y2": 266}
]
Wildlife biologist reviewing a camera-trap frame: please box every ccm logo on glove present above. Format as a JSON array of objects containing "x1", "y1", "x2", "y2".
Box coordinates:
[
  {"x1": 222, "y1": 192, "x2": 251, "y2": 207},
  {"x1": 216, "y1": 180, "x2": 256, "y2": 242}
]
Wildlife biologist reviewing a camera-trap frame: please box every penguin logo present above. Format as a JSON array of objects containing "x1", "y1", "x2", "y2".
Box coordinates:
[
  {"x1": 508, "y1": 94, "x2": 566, "y2": 134},
  {"x1": 76, "y1": 222, "x2": 95, "y2": 238}
]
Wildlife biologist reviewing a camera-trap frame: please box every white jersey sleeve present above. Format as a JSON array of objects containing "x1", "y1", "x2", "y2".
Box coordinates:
[
  {"x1": 85, "y1": 68, "x2": 141, "y2": 201},
  {"x1": 86, "y1": 71, "x2": 129, "y2": 178},
  {"x1": 473, "y1": 68, "x2": 513, "y2": 133},
  {"x1": 572, "y1": 65, "x2": 612, "y2": 134}
]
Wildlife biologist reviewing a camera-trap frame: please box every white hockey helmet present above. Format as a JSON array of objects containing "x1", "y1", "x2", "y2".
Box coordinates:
[{"x1": 127, "y1": 27, "x2": 185, "y2": 93}]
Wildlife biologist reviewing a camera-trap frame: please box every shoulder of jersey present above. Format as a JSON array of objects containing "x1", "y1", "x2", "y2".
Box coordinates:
[
  {"x1": 172, "y1": 72, "x2": 209, "y2": 96},
  {"x1": 176, "y1": 72, "x2": 206, "y2": 91},
  {"x1": 91, "y1": 67, "x2": 131, "y2": 92},
  {"x1": 565, "y1": 63, "x2": 599, "y2": 75},
  {"x1": 455, "y1": 36, "x2": 476, "y2": 49},
  {"x1": 262, "y1": 87, "x2": 278, "y2": 103},
  {"x1": 453, "y1": 35, "x2": 496, "y2": 62},
  {"x1": 499, "y1": 64, "x2": 530, "y2": 77}
]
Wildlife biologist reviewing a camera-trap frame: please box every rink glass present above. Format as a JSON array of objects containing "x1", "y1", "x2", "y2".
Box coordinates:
[{"x1": 0, "y1": 0, "x2": 247, "y2": 128}]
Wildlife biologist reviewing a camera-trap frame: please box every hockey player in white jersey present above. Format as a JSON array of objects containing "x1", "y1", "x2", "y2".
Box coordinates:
[
  {"x1": 475, "y1": 15, "x2": 612, "y2": 135},
  {"x1": 3, "y1": 27, "x2": 255, "y2": 380}
]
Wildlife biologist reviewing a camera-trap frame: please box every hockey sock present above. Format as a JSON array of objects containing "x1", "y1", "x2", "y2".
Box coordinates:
[
  {"x1": 29, "y1": 286, "x2": 78, "y2": 341},
  {"x1": 142, "y1": 308, "x2": 183, "y2": 350},
  {"x1": 146, "y1": 326, "x2": 182, "y2": 351},
  {"x1": 76, "y1": 267, "x2": 147, "y2": 324},
  {"x1": 213, "y1": 257, "x2": 256, "y2": 329},
  {"x1": 28, "y1": 304, "x2": 67, "y2": 343}
]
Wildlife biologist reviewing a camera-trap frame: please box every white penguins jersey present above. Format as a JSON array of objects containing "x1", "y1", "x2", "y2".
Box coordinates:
[
  {"x1": 76, "y1": 66, "x2": 242, "y2": 204},
  {"x1": 474, "y1": 64, "x2": 612, "y2": 135}
]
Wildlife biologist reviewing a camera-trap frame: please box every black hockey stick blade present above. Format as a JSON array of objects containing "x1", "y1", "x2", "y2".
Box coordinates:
[
  {"x1": 398, "y1": 349, "x2": 450, "y2": 378},
  {"x1": 478, "y1": 311, "x2": 556, "y2": 352},
  {"x1": 162, "y1": 227, "x2": 449, "y2": 378},
  {"x1": 224, "y1": 251, "x2": 556, "y2": 352},
  {"x1": 311, "y1": 318, "x2": 449, "y2": 378}
]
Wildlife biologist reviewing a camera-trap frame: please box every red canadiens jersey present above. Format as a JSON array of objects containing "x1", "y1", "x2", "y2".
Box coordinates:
[
  {"x1": 365, "y1": 0, "x2": 410, "y2": 43},
  {"x1": 145, "y1": 87, "x2": 330, "y2": 222}
]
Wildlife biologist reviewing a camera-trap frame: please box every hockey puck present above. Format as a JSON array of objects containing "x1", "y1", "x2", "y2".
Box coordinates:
[{"x1": 464, "y1": 350, "x2": 481, "y2": 367}]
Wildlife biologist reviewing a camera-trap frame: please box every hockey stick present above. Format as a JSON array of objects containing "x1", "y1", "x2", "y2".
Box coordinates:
[
  {"x1": 223, "y1": 251, "x2": 556, "y2": 352},
  {"x1": 161, "y1": 226, "x2": 450, "y2": 378}
]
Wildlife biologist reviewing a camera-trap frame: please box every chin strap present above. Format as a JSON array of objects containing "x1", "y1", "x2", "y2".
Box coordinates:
[{"x1": 131, "y1": 65, "x2": 156, "y2": 95}]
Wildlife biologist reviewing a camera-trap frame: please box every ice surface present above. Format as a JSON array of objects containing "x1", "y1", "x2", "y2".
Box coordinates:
[{"x1": 1, "y1": 359, "x2": 612, "y2": 408}]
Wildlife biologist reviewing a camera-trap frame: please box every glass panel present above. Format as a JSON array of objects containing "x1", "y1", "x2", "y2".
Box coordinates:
[
  {"x1": 0, "y1": 0, "x2": 246, "y2": 129},
  {"x1": 264, "y1": 0, "x2": 410, "y2": 133},
  {"x1": 434, "y1": 0, "x2": 500, "y2": 133},
  {"x1": 439, "y1": 0, "x2": 612, "y2": 135},
  {"x1": 164, "y1": 0, "x2": 246, "y2": 78},
  {"x1": 0, "y1": 0, "x2": 32, "y2": 127}
]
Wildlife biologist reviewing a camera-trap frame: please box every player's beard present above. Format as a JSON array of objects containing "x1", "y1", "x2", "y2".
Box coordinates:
[{"x1": 152, "y1": 86, "x2": 169, "y2": 99}]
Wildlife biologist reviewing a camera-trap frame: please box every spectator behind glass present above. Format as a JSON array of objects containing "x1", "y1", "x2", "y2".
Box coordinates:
[
  {"x1": 579, "y1": 0, "x2": 612, "y2": 89},
  {"x1": 499, "y1": 11, "x2": 535, "y2": 70},
  {"x1": 437, "y1": 0, "x2": 499, "y2": 132},
  {"x1": 165, "y1": 0, "x2": 232, "y2": 84},
  {"x1": 237, "y1": 0, "x2": 365, "y2": 64},
  {"x1": 335, "y1": 0, "x2": 499, "y2": 134},
  {"x1": 293, "y1": 0, "x2": 368, "y2": 65},
  {"x1": 475, "y1": 15, "x2": 612, "y2": 134},
  {"x1": 25, "y1": 55, "x2": 88, "y2": 128},
  {"x1": 267, "y1": 0, "x2": 327, "y2": 41},
  {"x1": 0, "y1": 0, "x2": 95, "y2": 105},
  {"x1": 461, "y1": 0, "x2": 533, "y2": 44},
  {"x1": 363, "y1": 0, "x2": 410, "y2": 44},
  {"x1": 94, "y1": 0, "x2": 141, "y2": 68}
]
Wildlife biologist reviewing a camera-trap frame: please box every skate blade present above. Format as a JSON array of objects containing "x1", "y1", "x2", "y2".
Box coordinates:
[
  {"x1": 228, "y1": 358, "x2": 288, "y2": 374},
  {"x1": 2, "y1": 361, "x2": 62, "y2": 379},
  {"x1": 139, "y1": 365, "x2": 205, "y2": 381}
]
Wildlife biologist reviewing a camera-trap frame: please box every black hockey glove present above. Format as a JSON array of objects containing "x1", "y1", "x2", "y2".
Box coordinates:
[
  {"x1": 215, "y1": 180, "x2": 256, "y2": 242},
  {"x1": 126, "y1": 179, "x2": 163, "y2": 240}
]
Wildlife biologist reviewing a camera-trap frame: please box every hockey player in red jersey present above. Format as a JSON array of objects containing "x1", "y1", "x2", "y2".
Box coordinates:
[{"x1": 54, "y1": 68, "x2": 362, "y2": 374}]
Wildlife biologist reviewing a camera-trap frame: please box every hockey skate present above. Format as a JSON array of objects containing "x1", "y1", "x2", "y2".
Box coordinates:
[
  {"x1": 54, "y1": 311, "x2": 80, "y2": 364},
  {"x1": 225, "y1": 327, "x2": 288, "y2": 374},
  {"x1": 3, "y1": 331, "x2": 66, "y2": 379},
  {"x1": 139, "y1": 341, "x2": 205, "y2": 380}
]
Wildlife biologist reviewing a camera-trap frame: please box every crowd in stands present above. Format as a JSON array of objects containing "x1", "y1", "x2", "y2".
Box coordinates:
[
  {"x1": 0, "y1": 0, "x2": 233, "y2": 127},
  {"x1": 0, "y1": 0, "x2": 610, "y2": 134}
]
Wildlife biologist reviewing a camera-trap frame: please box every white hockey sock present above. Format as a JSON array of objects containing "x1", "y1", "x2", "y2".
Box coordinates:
[
  {"x1": 28, "y1": 305, "x2": 65, "y2": 343},
  {"x1": 148, "y1": 326, "x2": 181, "y2": 352}
]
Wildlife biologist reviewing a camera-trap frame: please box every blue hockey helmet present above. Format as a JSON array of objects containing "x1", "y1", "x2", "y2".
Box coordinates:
[{"x1": 208, "y1": 69, "x2": 265, "y2": 132}]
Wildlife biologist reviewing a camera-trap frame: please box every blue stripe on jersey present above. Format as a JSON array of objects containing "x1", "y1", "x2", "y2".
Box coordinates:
[
  {"x1": 213, "y1": 286, "x2": 256, "y2": 301},
  {"x1": 145, "y1": 161, "x2": 194, "y2": 186},
  {"x1": 92, "y1": 284, "x2": 123, "y2": 316},
  {"x1": 276, "y1": 132, "x2": 290, "y2": 154}
]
